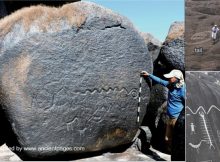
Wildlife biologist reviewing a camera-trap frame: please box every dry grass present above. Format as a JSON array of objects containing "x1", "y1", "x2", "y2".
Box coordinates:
[{"x1": 0, "y1": 3, "x2": 86, "y2": 37}]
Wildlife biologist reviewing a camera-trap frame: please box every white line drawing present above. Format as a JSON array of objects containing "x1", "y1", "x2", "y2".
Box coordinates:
[
  {"x1": 88, "y1": 99, "x2": 110, "y2": 123},
  {"x1": 199, "y1": 111, "x2": 215, "y2": 150},
  {"x1": 78, "y1": 128, "x2": 87, "y2": 143},
  {"x1": 188, "y1": 111, "x2": 216, "y2": 152},
  {"x1": 67, "y1": 117, "x2": 79, "y2": 131},
  {"x1": 217, "y1": 130, "x2": 220, "y2": 143},
  {"x1": 188, "y1": 140, "x2": 208, "y2": 153},
  {"x1": 190, "y1": 123, "x2": 196, "y2": 135},
  {"x1": 185, "y1": 31, "x2": 211, "y2": 45},
  {"x1": 200, "y1": 160, "x2": 212, "y2": 162},
  {"x1": 215, "y1": 80, "x2": 220, "y2": 86},
  {"x1": 186, "y1": 105, "x2": 220, "y2": 115},
  {"x1": 78, "y1": 128, "x2": 87, "y2": 137}
]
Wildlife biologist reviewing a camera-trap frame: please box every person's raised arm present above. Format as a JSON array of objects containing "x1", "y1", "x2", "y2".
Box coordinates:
[{"x1": 141, "y1": 71, "x2": 169, "y2": 87}]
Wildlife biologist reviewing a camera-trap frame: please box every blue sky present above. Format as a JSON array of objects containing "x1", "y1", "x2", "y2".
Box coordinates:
[{"x1": 83, "y1": 0, "x2": 184, "y2": 42}]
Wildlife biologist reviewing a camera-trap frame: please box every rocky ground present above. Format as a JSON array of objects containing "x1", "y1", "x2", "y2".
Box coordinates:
[{"x1": 185, "y1": 0, "x2": 220, "y2": 70}]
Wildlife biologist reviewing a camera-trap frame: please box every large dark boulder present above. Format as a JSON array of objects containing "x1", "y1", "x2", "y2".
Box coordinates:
[
  {"x1": 157, "y1": 21, "x2": 184, "y2": 71},
  {"x1": 171, "y1": 108, "x2": 185, "y2": 161},
  {"x1": 140, "y1": 32, "x2": 162, "y2": 62},
  {"x1": 0, "y1": 2, "x2": 152, "y2": 160},
  {"x1": 186, "y1": 72, "x2": 220, "y2": 162}
]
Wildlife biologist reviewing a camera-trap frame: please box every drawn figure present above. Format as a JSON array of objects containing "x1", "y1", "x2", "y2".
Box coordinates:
[
  {"x1": 199, "y1": 112, "x2": 215, "y2": 150},
  {"x1": 88, "y1": 98, "x2": 110, "y2": 123},
  {"x1": 186, "y1": 105, "x2": 220, "y2": 115},
  {"x1": 67, "y1": 117, "x2": 79, "y2": 131},
  {"x1": 189, "y1": 141, "x2": 202, "y2": 153},
  {"x1": 190, "y1": 122, "x2": 196, "y2": 135},
  {"x1": 78, "y1": 128, "x2": 87, "y2": 143},
  {"x1": 217, "y1": 130, "x2": 220, "y2": 143}
]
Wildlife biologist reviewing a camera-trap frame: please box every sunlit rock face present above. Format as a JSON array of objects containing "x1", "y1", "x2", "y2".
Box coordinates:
[{"x1": 0, "y1": 1, "x2": 152, "y2": 160}]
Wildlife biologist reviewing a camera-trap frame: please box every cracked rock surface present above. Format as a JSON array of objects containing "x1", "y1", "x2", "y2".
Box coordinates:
[{"x1": 0, "y1": 1, "x2": 152, "y2": 160}]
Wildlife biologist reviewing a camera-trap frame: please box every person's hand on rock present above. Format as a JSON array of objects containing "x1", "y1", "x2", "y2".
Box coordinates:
[{"x1": 141, "y1": 71, "x2": 150, "y2": 77}]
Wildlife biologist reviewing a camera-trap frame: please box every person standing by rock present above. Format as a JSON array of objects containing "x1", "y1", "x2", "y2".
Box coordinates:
[
  {"x1": 141, "y1": 69, "x2": 185, "y2": 153},
  {"x1": 211, "y1": 25, "x2": 219, "y2": 44}
]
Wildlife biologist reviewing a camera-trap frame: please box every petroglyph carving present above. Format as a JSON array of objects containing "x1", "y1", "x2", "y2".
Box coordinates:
[
  {"x1": 32, "y1": 86, "x2": 141, "y2": 111},
  {"x1": 188, "y1": 109, "x2": 216, "y2": 152},
  {"x1": 190, "y1": 122, "x2": 196, "y2": 135},
  {"x1": 217, "y1": 130, "x2": 220, "y2": 143},
  {"x1": 199, "y1": 111, "x2": 215, "y2": 150},
  {"x1": 67, "y1": 117, "x2": 79, "y2": 131},
  {"x1": 129, "y1": 88, "x2": 139, "y2": 98},
  {"x1": 34, "y1": 90, "x2": 54, "y2": 110},
  {"x1": 186, "y1": 105, "x2": 220, "y2": 115},
  {"x1": 189, "y1": 140, "x2": 208, "y2": 153},
  {"x1": 78, "y1": 128, "x2": 87, "y2": 143},
  {"x1": 186, "y1": 31, "x2": 211, "y2": 45},
  {"x1": 88, "y1": 97, "x2": 111, "y2": 123}
]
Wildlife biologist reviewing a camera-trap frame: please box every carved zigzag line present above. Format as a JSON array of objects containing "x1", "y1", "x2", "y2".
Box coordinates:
[
  {"x1": 79, "y1": 87, "x2": 129, "y2": 94},
  {"x1": 72, "y1": 87, "x2": 137, "y2": 95},
  {"x1": 69, "y1": 87, "x2": 149, "y2": 101},
  {"x1": 186, "y1": 105, "x2": 220, "y2": 115}
]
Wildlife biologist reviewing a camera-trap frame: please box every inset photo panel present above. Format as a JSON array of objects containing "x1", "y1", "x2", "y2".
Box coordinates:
[
  {"x1": 185, "y1": 0, "x2": 220, "y2": 71},
  {"x1": 186, "y1": 71, "x2": 220, "y2": 162},
  {"x1": 0, "y1": 0, "x2": 185, "y2": 161}
]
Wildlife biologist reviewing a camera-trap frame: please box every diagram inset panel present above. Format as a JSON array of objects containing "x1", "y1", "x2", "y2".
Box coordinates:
[{"x1": 186, "y1": 72, "x2": 220, "y2": 162}]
